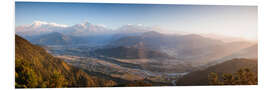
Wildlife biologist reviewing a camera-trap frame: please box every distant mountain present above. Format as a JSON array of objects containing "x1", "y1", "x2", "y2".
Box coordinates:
[
  {"x1": 94, "y1": 45, "x2": 173, "y2": 59},
  {"x1": 28, "y1": 32, "x2": 72, "y2": 45},
  {"x1": 225, "y1": 44, "x2": 258, "y2": 59},
  {"x1": 15, "y1": 35, "x2": 117, "y2": 88},
  {"x1": 186, "y1": 41, "x2": 256, "y2": 65},
  {"x1": 24, "y1": 32, "x2": 116, "y2": 46},
  {"x1": 108, "y1": 31, "x2": 254, "y2": 65},
  {"x1": 176, "y1": 58, "x2": 257, "y2": 85},
  {"x1": 206, "y1": 44, "x2": 258, "y2": 66},
  {"x1": 109, "y1": 31, "x2": 224, "y2": 51},
  {"x1": 200, "y1": 33, "x2": 251, "y2": 43}
]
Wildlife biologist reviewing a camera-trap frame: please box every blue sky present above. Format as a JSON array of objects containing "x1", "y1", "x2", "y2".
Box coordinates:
[{"x1": 15, "y1": 2, "x2": 257, "y2": 40}]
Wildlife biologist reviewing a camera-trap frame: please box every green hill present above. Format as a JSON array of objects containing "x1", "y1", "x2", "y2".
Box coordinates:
[
  {"x1": 15, "y1": 35, "x2": 116, "y2": 88},
  {"x1": 176, "y1": 58, "x2": 257, "y2": 85}
]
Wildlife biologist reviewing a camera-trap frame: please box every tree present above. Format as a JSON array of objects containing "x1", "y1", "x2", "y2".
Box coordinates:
[
  {"x1": 208, "y1": 72, "x2": 220, "y2": 85},
  {"x1": 208, "y1": 68, "x2": 257, "y2": 85},
  {"x1": 47, "y1": 71, "x2": 68, "y2": 88},
  {"x1": 126, "y1": 80, "x2": 152, "y2": 86},
  {"x1": 233, "y1": 68, "x2": 257, "y2": 85},
  {"x1": 15, "y1": 58, "x2": 40, "y2": 88}
]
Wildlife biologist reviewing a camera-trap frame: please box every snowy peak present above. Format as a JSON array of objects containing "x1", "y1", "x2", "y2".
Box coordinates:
[
  {"x1": 30, "y1": 21, "x2": 68, "y2": 28},
  {"x1": 68, "y1": 21, "x2": 110, "y2": 36},
  {"x1": 16, "y1": 21, "x2": 177, "y2": 37},
  {"x1": 16, "y1": 21, "x2": 111, "y2": 36},
  {"x1": 16, "y1": 21, "x2": 69, "y2": 36},
  {"x1": 72, "y1": 21, "x2": 107, "y2": 31},
  {"x1": 117, "y1": 24, "x2": 155, "y2": 33}
]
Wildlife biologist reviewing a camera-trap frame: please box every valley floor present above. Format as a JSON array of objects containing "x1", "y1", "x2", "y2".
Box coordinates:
[{"x1": 56, "y1": 55, "x2": 190, "y2": 85}]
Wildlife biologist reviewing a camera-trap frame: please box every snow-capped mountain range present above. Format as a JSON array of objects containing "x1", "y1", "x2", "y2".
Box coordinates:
[
  {"x1": 16, "y1": 21, "x2": 159, "y2": 36},
  {"x1": 16, "y1": 21, "x2": 68, "y2": 36}
]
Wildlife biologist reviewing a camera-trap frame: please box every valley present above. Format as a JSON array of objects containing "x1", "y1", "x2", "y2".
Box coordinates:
[
  {"x1": 48, "y1": 45, "x2": 191, "y2": 85},
  {"x1": 14, "y1": 3, "x2": 258, "y2": 88},
  {"x1": 16, "y1": 21, "x2": 258, "y2": 87},
  {"x1": 40, "y1": 30, "x2": 257, "y2": 85}
]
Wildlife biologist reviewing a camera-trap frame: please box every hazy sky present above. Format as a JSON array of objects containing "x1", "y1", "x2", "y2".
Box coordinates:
[{"x1": 15, "y1": 2, "x2": 257, "y2": 40}]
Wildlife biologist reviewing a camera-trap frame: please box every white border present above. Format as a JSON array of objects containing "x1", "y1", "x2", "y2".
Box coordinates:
[{"x1": 1, "y1": 0, "x2": 270, "y2": 90}]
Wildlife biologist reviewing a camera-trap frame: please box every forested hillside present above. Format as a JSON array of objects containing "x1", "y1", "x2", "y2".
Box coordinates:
[
  {"x1": 15, "y1": 35, "x2": 116, "y2": 88},
  {"x1": 176, "y1": 58, "x2": 257, "y2": 85}
]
